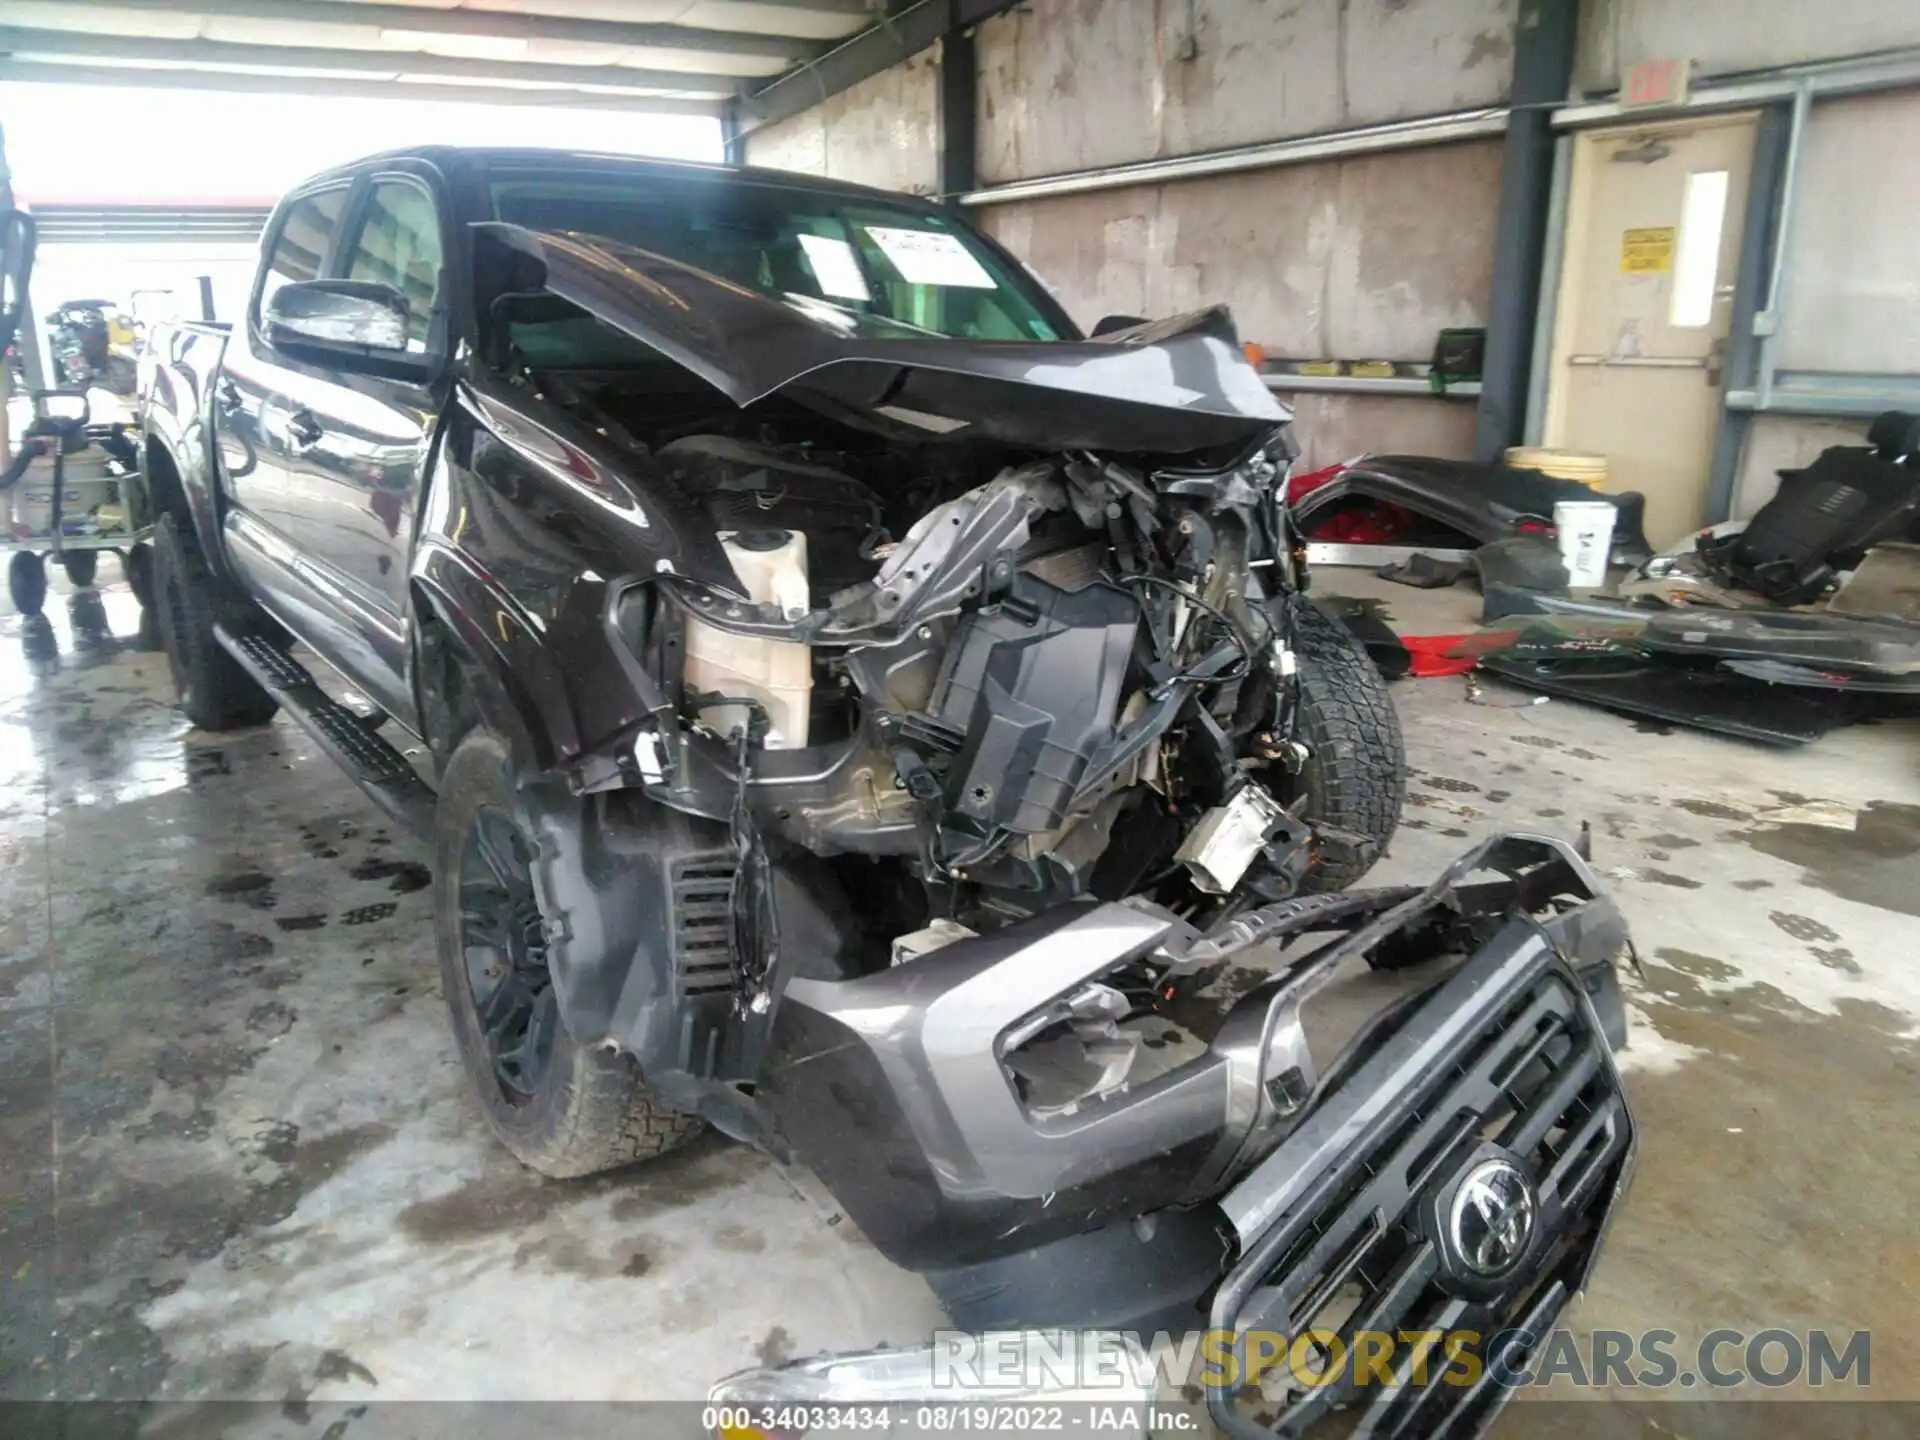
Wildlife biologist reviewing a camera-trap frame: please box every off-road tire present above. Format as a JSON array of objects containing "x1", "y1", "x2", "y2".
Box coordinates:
[
  {"x1": 433, "y1": 728, "x2": 704, "y2": 1178},
  {"x1": 151, "y1": 513, "x2": 279, "y2": 729},
  {"x1": 58, "y1": 550, "x2": 98, "y2": 588},
  {"x1": 1288, "y1": 595, "x2": 1406, "y2": 891}
]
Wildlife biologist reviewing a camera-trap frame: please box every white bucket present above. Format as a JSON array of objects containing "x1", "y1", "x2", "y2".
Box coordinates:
[{"x1": 1553, "y1": 499, "x2": 1617, "y2": 589}]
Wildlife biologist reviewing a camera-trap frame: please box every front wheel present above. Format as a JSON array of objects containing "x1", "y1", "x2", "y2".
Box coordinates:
[
  {"x1": 1280, "y1": 595, "x2": 1407, "y2": 891},
  {"x1": 432, "y1": 729, "x2": 703, "y2": 1178}
]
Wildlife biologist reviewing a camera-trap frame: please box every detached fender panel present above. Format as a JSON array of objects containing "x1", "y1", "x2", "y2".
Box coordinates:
[{"x1": 1293, "y1": 455, "x2": 1655, "y2": 566}]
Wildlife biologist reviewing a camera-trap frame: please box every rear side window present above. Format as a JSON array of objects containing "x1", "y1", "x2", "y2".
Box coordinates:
[
  {"x1": 257, "y1": 187, "x2": 349, "y2": 322},
  {"x1": 341, "y1": 180, "x2": 444, "y2": 352}
]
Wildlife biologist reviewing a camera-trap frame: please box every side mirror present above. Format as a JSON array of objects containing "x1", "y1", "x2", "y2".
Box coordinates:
[
  {"x1": 266, "y1": 279, "x2": 413, "y2": 359},
  {"x1": 1091, "y1": 314, "x2": 1149, "y2": 337}
]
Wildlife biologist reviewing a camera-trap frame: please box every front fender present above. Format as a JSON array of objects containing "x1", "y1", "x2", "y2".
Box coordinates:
[{"x1": 411, "y1": 541, "x2": 577, "y2": 771}]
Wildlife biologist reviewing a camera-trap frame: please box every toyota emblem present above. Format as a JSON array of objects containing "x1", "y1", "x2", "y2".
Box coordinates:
[{"x1": 1448, "y1": 1156, "x2": 1536, "y2": 1277}]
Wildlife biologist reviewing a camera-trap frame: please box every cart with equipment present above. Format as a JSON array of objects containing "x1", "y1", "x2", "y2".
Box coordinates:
[{"x1": 2, "y1": 389, "x2": 153, "y2": 617}]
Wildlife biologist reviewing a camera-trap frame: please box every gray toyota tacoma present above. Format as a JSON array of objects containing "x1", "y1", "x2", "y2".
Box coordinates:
[{"x1": 139, "y1": 147, "x2": 1636, "y2": 1434}]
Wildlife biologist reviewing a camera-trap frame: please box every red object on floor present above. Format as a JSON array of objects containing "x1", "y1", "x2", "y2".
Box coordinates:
[{"x1": 1399, "y1": 631, "x2": 1520, "y2": 678}]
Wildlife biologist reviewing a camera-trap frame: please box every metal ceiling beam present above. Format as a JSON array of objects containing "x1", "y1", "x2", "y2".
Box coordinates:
[
  {"x1": 958, "y1": 109, "x2": 1509, "y2": 206},
  {"x1": 0, "y1": 59, "x2": 723, "y2": 114},
  {"x1": 735, "y1": 0, "x2": 1021, "y2": 133},
  {"x1": 0, "y1": 26, "x2": 742, "y2": 97},
  {"x1": 68, "y1": 0, "x2": 822, "y2": 63}
]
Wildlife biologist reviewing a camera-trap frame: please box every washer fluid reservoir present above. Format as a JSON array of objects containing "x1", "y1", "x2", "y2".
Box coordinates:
[{"x1": 683, "y1": 528, "x2": 813, "y2": 748}]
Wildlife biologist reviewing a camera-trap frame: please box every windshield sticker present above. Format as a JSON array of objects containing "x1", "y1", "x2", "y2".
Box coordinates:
[
  {"x1": 797, "y1": 234, "x2": 872, "y2": 301},
  {"x1": 864, "y1": 227, "x2": 997, "y2": 289}
]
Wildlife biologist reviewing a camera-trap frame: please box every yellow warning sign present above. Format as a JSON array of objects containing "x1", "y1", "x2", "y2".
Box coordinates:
[{"x1": 1621, "y1": 227, "x2": 1676, "y2": 274}]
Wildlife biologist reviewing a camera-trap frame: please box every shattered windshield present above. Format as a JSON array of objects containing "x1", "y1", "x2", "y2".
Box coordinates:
[{"x1": 488, "y1": 169, "x2": 1068, "y2": 345}]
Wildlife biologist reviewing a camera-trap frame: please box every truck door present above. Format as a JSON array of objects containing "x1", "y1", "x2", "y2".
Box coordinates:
[
  {"x1": 216, "y1": 183, "x2": 353, "y2": 547},
  {"x1": 273, "y1": 173, "x2": 448, "y2": 720}
]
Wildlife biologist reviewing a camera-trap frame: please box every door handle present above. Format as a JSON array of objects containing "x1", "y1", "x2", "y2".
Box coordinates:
[
  {"x1": 286, "y1": 408, "x2": 324, "y2": 449},
  {"x1": 1566, "y1": 354, "x2": 1708, "y2": 369},
  {"x1": 216, "y1": 380, "x2": 243, "y2": 414}
]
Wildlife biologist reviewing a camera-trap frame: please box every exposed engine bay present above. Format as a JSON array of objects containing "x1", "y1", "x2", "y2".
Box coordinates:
[
  {"x1": 526, "y1": 374, "x2": 1427, "y2": 1174},
  {"x1": 462, "y1": 256, "x2": 1430, "y2": 1219},
  {"x1": 592, "y1": 410, "x2": 1351, "y2": 978}
]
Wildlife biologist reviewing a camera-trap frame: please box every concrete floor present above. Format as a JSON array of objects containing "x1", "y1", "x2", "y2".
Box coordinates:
[{"x1": 3, "y1": 562, "x2": 1918, "y2": 1436}]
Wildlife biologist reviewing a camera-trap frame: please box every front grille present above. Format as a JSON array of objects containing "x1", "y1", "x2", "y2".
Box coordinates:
[
  {"x1": 671, "y1": 857, "x2": 737, "y2": 998},
  {"x1": 1210, "y1": 934, "x2": 1634, "y2": 1440}
]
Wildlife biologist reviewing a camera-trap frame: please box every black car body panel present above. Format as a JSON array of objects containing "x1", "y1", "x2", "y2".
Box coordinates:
[{"x1": 1295, "y1": 454, "x2": 1656, "y2": 567}]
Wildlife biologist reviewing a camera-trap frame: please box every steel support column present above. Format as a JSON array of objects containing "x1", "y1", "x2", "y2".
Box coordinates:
[
  {"x1": 938, "y1": 10, "x2": 977, "y2": 199},
  {"x1": 721, "y1": 102, "x2": 747, "y2": 166},
  {"x1": 1474, "y1": 0, "x2": 1580, "y2": 462},
  {"x1": 1703, "y1": 102, "x2": 1794, "y2": 521}
]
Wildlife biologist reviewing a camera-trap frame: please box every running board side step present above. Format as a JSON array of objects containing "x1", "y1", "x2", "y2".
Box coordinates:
[{"x1": 214, "y1": 625, "x2": 437, "y2": 836}]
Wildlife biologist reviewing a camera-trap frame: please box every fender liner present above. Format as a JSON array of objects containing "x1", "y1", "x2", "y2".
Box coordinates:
[
  {"x1": 411, "y1": 540, "x2": 579, "y2": 771},
  {"x1": 143, "y1": 429, "x2": 231, "y2": 582}
]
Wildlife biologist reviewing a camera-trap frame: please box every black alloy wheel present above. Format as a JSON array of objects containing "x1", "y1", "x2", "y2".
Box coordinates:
[{"x1": 457, "y1": 806, "x2": 560, "y2": 1105}]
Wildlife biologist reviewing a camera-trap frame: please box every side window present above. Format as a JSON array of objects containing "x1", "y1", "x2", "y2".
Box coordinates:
[
  {"x1": 342, "y1": 180, "x2": 444, "y2": 353},
  {"x1": 257, "y1": 187, "x2": 350, "y2": 323}
]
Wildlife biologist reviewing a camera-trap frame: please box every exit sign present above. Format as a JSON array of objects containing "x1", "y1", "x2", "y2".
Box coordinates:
[{"x1": 1623, "y1": 56, "x2": 1690, "y2": 109}]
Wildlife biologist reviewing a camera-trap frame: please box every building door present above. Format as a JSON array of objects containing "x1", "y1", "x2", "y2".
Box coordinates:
[{"x1": 1543, "y1": 112, "x2": 1759, "y2": 548}]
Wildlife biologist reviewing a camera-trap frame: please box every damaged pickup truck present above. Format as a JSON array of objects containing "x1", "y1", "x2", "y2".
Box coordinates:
[{"x1": 140, "y1": 149, "x2": 1636, "y2": 1432}]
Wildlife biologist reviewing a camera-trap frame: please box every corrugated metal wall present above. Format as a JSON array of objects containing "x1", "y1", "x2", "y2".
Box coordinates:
[
  {"x1": 744, "y1": 0, "x2": 1920, "y2": 487},
  {"x1": 746, "y1": 0, "x2": 1515, "y2": 464}
]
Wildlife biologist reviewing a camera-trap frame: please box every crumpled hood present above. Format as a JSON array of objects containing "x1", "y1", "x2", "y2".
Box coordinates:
[{"x1": 474, "y1": 222, "x2": 1290, "y2": 453}]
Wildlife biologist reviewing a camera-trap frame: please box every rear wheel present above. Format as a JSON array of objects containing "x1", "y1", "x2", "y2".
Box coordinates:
[
  {"x1": 151, "y1": 514, "x2": 278, "y2": 729},
  {"x1": 7, "y1": 552, "x2": 46, "y2": 616},
  {"x1": 433, "y1": 729, "x2": 703, "y2": 1178},
  {"x1": 1284, "y1": 595, "x2": 1406, "y2": 891}
]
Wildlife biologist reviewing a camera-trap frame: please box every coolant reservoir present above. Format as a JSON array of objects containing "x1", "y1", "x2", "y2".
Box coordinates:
[{"x1": 683, "y1": 529, "x2": 813, "y2": 748}]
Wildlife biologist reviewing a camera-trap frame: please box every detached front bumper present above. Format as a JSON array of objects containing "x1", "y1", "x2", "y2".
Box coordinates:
[
  {"x1": 1207, "y1": 893, "x2": 1637, "y2": 1438},
  {"x1": 760, "y1": 834, "x2": 1634, "y2": 1283}
]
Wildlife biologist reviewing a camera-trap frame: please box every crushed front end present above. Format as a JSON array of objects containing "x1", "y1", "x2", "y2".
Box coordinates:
[
  {"x1": 451, "y1": 230, "x2": 1635, "y2": 1431},
  {"x1": 723, "y1": 834, "x2": 1637, "y2": 1436}
]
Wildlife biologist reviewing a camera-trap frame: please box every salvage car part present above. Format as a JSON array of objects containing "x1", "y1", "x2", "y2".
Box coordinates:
[
  {"x1": 741, "y1": 835, "x2": 1635, "y2": 1440},
  {"x1": 1616, "y1": 521, "x2": 1765, "y2": 610},
  {"x1": 1700, "y1": 415, "x2": 1920, "y2": 606},
  {"x1": 1472, "y1": 533, "x2": 1570, "y2": 595},
  {"x1": 1482, "y1": 581, "x2": 1668, "y2": 625},
  {"x1": 1638, "y1": 608, "x2": 1920, "y2": 674},
  {"x1": 1304, "y1": 541, "x2": 1472, "y2": 568},
  {"x1": 761, "y1": 833, "x2": 1632, "y2": 1275},
  {"x1": 1829, "y1": 541, "x2": 1920, "y2": 623},
  {"x1": 1207, "y1": 842, "x2": 1635, "y2": 1437},
  {"x1": 1721, "y1": 658, "x2": 1920, "y2": 693},
  {"x1": 1291, "y1": 455, "x2": 1654, "y2": 569},
  {"x1": 1476, "y1": 642, "x2": 1853, "y2": 745},
  {"x1": 1377, "y1": 551, "x2": 1471, "y2": 588}
]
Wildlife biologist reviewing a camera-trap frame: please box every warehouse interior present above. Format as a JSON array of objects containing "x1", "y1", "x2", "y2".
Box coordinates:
[{"x1": 2, "y1": 2, "x2": 1918, "y2": 1436}]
